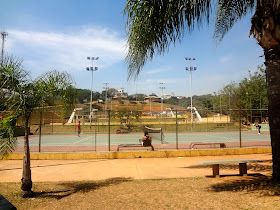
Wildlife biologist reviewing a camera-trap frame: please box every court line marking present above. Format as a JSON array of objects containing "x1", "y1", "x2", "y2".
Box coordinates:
[{"x1": 72, "y1": 136, "x2": 93, "y2": 145}]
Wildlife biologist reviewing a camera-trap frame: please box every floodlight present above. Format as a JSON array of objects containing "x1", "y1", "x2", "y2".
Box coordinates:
[
  {"x1": 86, "y1": 56, "x2": 99, "y2": 130},
  {"x1": 185, "y1": 56, "x2": 197, "y2": 129}
]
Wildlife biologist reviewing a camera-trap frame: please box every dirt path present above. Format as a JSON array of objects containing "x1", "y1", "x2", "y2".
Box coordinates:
[{"x1": 0, "y1": 153, "x2": 272, "y2": 182}]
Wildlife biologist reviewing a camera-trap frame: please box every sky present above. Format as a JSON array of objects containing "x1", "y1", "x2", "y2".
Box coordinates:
[{"x1": 0, "y1": 0, "x2": 264, "y2": 98}]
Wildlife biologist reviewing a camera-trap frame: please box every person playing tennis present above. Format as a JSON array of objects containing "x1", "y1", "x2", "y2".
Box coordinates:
[{"x1": 77, "y1": 121, "x2": 81, "y2": 137}]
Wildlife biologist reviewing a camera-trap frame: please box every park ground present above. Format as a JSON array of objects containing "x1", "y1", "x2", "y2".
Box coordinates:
[{"x1": 1, "y1": 153, "x2": 280, "y2": 209}]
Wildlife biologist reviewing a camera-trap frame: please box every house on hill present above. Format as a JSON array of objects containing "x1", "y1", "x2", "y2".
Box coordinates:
[{"x1": 144, "y1": 96, "x2": 161, "y2": 103}]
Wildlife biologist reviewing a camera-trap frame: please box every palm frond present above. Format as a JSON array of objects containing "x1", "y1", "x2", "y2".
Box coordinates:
[
  {"x1": 0, "y1": 115, "x2": 18, "y2": 159},
  {"x1": 124, "y1": 0, "x2": 212, "y2": 79},
  {"x1": 214, "y1": 0, "x2": 256, "y2": 44}
]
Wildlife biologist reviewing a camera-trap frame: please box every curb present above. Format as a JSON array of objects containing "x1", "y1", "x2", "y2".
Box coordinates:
[{"x1": 5, "y1": 147, "x2": 271, "y2": 160}]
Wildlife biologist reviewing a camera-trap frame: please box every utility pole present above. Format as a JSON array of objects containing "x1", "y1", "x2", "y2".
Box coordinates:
[{"x1": 1, "y1": 31, "x2": 8, "y2": 66}]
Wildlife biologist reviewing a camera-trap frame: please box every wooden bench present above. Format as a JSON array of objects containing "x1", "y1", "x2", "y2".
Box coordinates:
[
  {"x1": 190, "y1": 142, "x2": 226, "y2": 149},
  {"x1": 198, "y1": 159, "x2": 262, "y2": 177},
  {"x1": 0, "y1": 194, "x2": 16, "y2": 210}
]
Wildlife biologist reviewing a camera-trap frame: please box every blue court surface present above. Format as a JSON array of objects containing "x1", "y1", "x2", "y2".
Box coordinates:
[{"x1": 17, "y1": 131, "x2": 270, "y2": 147}]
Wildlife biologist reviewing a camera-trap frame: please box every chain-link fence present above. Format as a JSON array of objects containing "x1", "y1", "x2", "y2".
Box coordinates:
[{"x1": 1, "y1": 108, "x2": 270, "y2": 153}]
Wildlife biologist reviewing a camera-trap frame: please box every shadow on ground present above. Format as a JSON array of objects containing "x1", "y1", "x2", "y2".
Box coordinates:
[
  {"x1": 210, "y1": 176, "x2": 280, "y2": 196},
  {"x1": 0, "y1": 160, "x2": 110, "y2": 172},
  {"x1": 185, "y1": 160, "x2": 272, "y2": 173},
  {"x1": 33, "y1": 177, "x2": 132, "y2": 200}
]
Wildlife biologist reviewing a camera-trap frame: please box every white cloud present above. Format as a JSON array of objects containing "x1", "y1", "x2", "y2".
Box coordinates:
[
  {"x1": 6, "y1": 27, "x2": 127, "y2": 78},
  {"x1": 218, "y1": 55, "x2": 232, "y2": 64},
  {"x1": 145, "y1": 68, "x2": 165, "y2": 75}
]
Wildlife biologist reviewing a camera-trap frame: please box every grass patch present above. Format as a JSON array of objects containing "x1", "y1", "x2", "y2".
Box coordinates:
[{"x1": 1, "y1": 176, "x2": 280, "y2": 210}]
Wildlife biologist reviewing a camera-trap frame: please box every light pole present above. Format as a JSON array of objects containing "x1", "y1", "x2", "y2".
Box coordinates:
[
  {"x1": 220, "y1": 94, "x2": 222, "y2": 121},
  {"x1": 86, "y1": 57, "x2": 99, "y2": 131},
  {"x1": 159, "y1": 82, "x2": 165, "y2": 123},
  {"x1": 103, "y1": 82, "x2": 109, "y2": 118},
  {"x1": 185, "y1": 57, "x2": 197, "y2": 128}
]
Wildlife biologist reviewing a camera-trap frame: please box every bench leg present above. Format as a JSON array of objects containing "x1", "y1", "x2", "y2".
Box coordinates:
[
  {"x1": 239, "y1": 163, "x2": 247, "y2": 176},
  {"x1": 212, "y1": 164, "x2": 220, "y2": 177}
]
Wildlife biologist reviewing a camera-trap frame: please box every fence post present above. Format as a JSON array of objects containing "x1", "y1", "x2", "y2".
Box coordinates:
[
  {"x1": 176, "y1": 110, "x2": 178, "y2": 150},
  {"x1": 108, "y1": 110, "x2": 111, "y2": 151},
  {"x1": 95, "y1": 117, "x2": 97, "y2": 152},
  {"x1": 39, "y1": 111, "x2": 42, "y2": 152},
  {"x1": 239, "y1": 110, "x2": 242, "y2": 148},
  {"x1": 206, "y1": 108, "x2": 209, "y2": 131}
]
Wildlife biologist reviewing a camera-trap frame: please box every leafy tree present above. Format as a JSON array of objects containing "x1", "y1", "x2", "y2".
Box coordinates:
[
  {"x1": 76, "y1": 88, "x2": 100, "y2": 104},
  {"x1": 128, "y1": 93, "x2": 147, "y2": 101},
  {"x1": 214, "y1": 66, "x2": 268, "y2": 120},
  {"x1": 124, "y1": 1, "x2": 280, "y2": 182},
  {"x1": 149, "y1": 93, "x2": 158, "y2": 97},
  {"x1": 111, "y1": 108, "x2": 142, "y2": 131},
  {"x1": 1, "y1": 56, "x2": 75, "y2": 196}
]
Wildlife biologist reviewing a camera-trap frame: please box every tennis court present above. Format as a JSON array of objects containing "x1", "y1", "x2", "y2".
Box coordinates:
[{"x1": 15, "y1": 130, "x2": 271, "y2": 152}]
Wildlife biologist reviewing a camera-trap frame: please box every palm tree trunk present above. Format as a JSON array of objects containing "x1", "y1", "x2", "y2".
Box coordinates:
[
  {"x1": 265, "y1": 46, "x2": 280, "y2": 183},
  {"x1": 250, "y1": 0, "x2": 280, "y2": 183},
  {"x1": 21, "y1": 114, "x2": 32, "y2": 195}
]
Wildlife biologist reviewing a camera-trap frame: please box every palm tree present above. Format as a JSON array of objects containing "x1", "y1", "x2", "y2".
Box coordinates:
[
  {"x1": 124, "y1": 0, "x2": 280, "y2": 182},
  {"x1": 0, "y1": 56, "x2": 75, "y2": 196}
]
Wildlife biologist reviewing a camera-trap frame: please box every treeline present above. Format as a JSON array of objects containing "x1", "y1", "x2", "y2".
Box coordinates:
[{"x1": 164, "y1": 65, "x2": 267, "y2": 113}]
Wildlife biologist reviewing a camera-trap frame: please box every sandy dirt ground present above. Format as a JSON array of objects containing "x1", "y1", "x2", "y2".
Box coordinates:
[{"x1": 0, "y1": 153, "x2": 272, "y2": 182}]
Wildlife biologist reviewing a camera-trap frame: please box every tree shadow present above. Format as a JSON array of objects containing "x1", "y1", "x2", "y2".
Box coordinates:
[
  {"x1": 33, "y1": 177, "x2": 132, "y2": 200},
  {"x1": 0, "y1": 159, "x2": 110, "y2": 172},
  {"x1": 210, "y1": 176, "x2": 280, "y2": 196}
]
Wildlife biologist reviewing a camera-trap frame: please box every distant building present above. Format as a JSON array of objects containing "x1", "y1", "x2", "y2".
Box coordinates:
[
  {"x1": 144, "y1": 96, "x2": 161, "y2": 103},
  {"x1": 116, "y1": 88, "x2": 124, "y2": 95},
  {"x1": 163, "y1": 94, "x2": 172, "y2": 99},
  {"x1": 177, "y1": 96, "x2": 185, "y2": 99}
]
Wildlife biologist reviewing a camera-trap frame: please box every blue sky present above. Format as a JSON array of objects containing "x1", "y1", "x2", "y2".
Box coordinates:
[{"x1": 1, "y1": 0, "x2": 264, "y2": 97}]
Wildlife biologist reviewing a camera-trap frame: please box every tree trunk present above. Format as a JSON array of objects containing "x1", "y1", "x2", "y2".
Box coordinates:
[
  {"x1": 250, "y1": 0, "x2": 280, "y2": 183},
  {"x1": 21, "y1": 115, "x2": 32, "y2": 195},
  {"x1": 265, "y1": 46, "x2": 280, "y2": 182}
]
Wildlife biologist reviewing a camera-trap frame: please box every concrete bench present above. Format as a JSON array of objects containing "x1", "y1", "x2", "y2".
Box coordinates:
[
  {"x1": 198, "y1": 159, "x2": 262, "y2": 177},
  {"x1": 117, "y1": 144, "x2": 154, "y2": 151},
  {"x1": 190, "y1": 142, "x2": 226, "y2": 149},
  {"x1": 117, "y1": 139, "x2": 154, "y2": 151},
  {"x1": 0, "y1": 194, "x2": 16, "y2": 210}
]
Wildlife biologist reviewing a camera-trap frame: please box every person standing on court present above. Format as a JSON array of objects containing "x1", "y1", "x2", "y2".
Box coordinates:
[
  {"x1": 77, "y1": 121, "x2": 81, "y2": 137},
  {"x1": 256, "y1": 124, "x2": 261, "y2": 134},
  {"x1": 142, "y1": 131, "x2": 154, "y2": 150}
]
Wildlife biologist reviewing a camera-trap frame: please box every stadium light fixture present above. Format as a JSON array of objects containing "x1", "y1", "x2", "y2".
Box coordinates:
[
  {"x1": 185, "y1": 57, "x2": 197, "y2": 130},
  {"x1": 86, "y1": 56, "x2": 99, "y2": 131}
]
